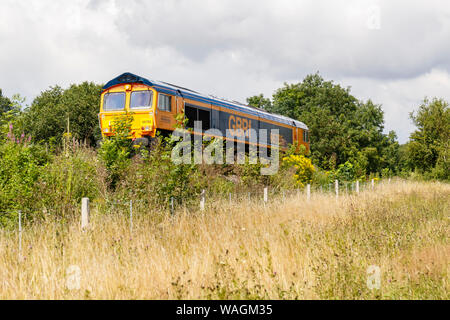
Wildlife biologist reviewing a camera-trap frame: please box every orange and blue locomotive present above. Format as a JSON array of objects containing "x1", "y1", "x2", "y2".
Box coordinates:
[{"x1": 99, "y1": 72, "x2": 309, "y2": 151}]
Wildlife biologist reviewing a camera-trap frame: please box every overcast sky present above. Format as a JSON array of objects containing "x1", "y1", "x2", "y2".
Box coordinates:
[{"x1": 1, "y1": 0, "x2": 449, "y2": 143}]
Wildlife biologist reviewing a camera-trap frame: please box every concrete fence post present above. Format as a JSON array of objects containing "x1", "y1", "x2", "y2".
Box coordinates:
[
  {"x1": 371, "y1": 179, "x2": 375, "y2": 190},
  {"x1": 264, "y1": 187, "x2": 268, "y2": 204},
  {"x1": 307, "y1": 184, "x2": 311, "y2": 201},
  {"x1": 200, "y1": 190, "x2": 205, "y2": 211},
  {"x1": 170, "y1": 197, "x2": 174, "y2": 215},
  {"x1": 356, "y1": 181, "x2": 360, "y2": 194},
  {"x1": 335, "y1": 180, "x2": 339, "y2": 199},
  {"x1": 81, "y1": 198, "x2": 90, "y2": 229}
]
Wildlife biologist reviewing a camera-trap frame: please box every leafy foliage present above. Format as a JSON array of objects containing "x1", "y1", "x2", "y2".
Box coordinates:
[
  {"x1": 253, "y1": 73, "x2": 399, "y2": 175},
  {"x1": 407, "y1": 97, "x2": 449, "y2": 180},
  {"x1": 98, "y1": 113, "x2": 134, "y2": 189},
  {"x1": 246, "y1": 94, "x2": 272, "y2": 110},
  {"x1": 22, "y1": 82, "x2": 103, "y2": 146},
  {"x1": 36, "y1": 145, "x2": 101, "y2": 221},
  {"x1": 0, "y1": 89, "x2": 12, "y2": 116},
  {"x1": 0, "y1": 77, "x2": 449, "y2": 230},
  {"x1": 0, "y1": 131, "x2": 49, "y2": 227},
  {"x1": 282, "y1": 154, "x2": 315, "y2": 187}
]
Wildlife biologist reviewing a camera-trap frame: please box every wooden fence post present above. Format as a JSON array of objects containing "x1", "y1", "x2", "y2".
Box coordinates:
[{"x1": 81, "y1": 198, "x2": 90, "y2": 229}]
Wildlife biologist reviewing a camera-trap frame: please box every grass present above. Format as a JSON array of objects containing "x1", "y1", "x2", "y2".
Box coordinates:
[{"x1": 0, "y1": 180, "x2": 448, "y2": 299}]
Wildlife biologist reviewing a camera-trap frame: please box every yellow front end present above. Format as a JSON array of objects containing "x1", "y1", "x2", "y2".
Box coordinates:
[{"x1": 99, "y1": 84, "x2": 157, "y2": 140}]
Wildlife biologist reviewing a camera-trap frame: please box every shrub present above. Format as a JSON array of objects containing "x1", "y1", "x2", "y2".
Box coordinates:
[
  {"x1": 115, "y1": 136, "x2": 203, "y2": 209},
  {"x1": 335, "y1": 161, "x2": 356, "y2": 182},
  {"x1": 0, "y1": 130, "x2": 49, "y2": 227},
  {"x1": 36, "y1": 145, "x2": 102, "y2": 220},
  {"x1": 98, "y1": 113, "x2": 134, "y2": 189},
  {"x1": 281, "y1": 154, "x2": 315, "y2": 188}
]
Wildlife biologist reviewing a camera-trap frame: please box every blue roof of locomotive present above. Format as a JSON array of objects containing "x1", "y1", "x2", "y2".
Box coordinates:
[{"x1": 103, "y1": 72, "x2": 308, "y2": 130}]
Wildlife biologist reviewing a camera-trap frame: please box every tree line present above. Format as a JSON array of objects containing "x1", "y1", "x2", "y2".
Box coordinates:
[
  {"x1": 0, "y1": 72, "x2": 448, "y2": 181},
  {"x1": 247, "y1": 73, "x2": 449, "y2": 181}
]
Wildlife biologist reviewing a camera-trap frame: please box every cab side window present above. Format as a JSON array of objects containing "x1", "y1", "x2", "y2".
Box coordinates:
[
  {"x1": 303, "y1": 130, "x2": 309, "y2": 143},
  {"x1": 158, "y1": 94, "x2": 171, "y2": 112}
]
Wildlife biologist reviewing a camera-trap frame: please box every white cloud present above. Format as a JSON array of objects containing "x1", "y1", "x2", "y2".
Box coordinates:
[
  {"x1": 341, "y1": 69, "x2": 450, "y2": 143},
  {"x1": 0, "y1": 0, "x2": 449, "y2": 143}
]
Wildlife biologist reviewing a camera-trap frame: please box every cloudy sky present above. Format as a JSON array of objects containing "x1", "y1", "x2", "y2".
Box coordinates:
[{"x1": 1, "y1": 0, "x2": 449, "y2": 143}]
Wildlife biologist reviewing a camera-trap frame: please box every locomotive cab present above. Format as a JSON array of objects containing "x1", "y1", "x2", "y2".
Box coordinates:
[{"x1": 99, "y1": 83, "x2": 157, "y2": 142}]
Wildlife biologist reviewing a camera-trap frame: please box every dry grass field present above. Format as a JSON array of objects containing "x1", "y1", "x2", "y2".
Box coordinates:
[{"x1": 0, "y1": 180, "x2": 448, "y2": 299}]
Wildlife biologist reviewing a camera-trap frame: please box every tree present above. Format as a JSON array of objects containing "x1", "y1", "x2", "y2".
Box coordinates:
[
  {"x1": 247, "y1": 94, "x2": 272, "y2": 110},
  {"x1": 380, "y1": 130, "x2": 400, "y2": 175},
  {"x1": 407, "y1": 97, "x2": 449, "y2": 179},
  {"x1": 0, "y1": 93, "x2": 26, "y2": 141},
  {"x1": 260, "y1": 73, "x2": 397, "y2": 173},
  {"x1": 0, "y1": 89, "x2": 12, "y2": 116},
  {"x1": 22, "y1": 82, "x2": 103, "y2": 146}
]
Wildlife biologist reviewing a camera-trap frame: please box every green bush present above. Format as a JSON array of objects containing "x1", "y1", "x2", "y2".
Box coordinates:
[
  {"x1": 335, "y1": 161, "x2": 356, "y2": 182},
  {"x1": 281, "y1": 154, "x2": 315, "y2": 188},
  {"x1": 98, "y1": 113, "x2": 134, "y2": 189},
  {"x1": 115, "y1": 136, "x2": 203, "y2": 209},
  {"x1": 36, "y1": 145, "x2": 102, "y2": 220},
  {"x1": 0, "y1": 133, "x2": 49, "y2": 227}
]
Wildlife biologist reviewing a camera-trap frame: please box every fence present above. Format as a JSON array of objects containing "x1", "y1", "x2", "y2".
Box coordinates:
[
  {"x1": 79, "y1": 177, "x2": 391, "y2": 227},
  {"x1": 3, "y1": 177, "x2": 397, "y2": 260}
]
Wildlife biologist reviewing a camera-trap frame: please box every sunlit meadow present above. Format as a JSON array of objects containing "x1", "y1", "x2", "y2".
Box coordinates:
[{"x1": 0, "y1": 180, "x2": 448, "y2": 299}]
